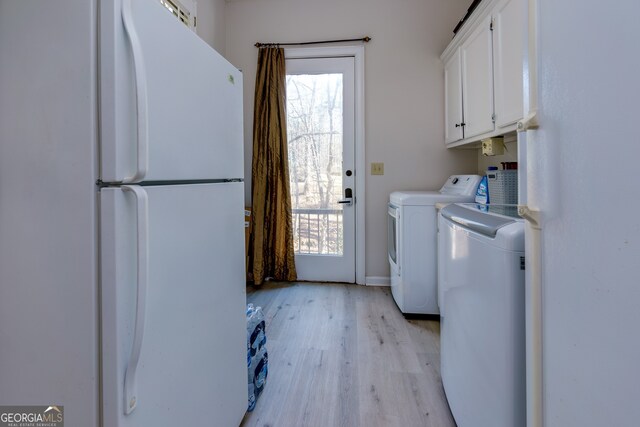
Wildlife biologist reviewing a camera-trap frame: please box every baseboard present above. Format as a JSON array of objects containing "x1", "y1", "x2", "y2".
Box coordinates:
[{"x1": 365, "y1": 276, "x2": 390, "y2": 286}]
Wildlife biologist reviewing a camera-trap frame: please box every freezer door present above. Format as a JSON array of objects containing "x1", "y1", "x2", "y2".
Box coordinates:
[
  {"x1": 100, "y1": 0, "x2": 243, "y2": 182},
  {"x1": 101, "y1": 183, "x2": 247, "y2": 426}
]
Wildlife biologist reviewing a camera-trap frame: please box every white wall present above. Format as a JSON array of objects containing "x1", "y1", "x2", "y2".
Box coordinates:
[
  {"x1": 195, "y1": 0, "x2": 226, "y2": 54},
  {"x1": 224, "y1": 0, "x2": 478, "y2": 279}
]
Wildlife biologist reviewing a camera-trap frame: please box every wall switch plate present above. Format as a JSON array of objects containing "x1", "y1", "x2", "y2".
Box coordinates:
[{"x1": 371, "y1": 162, "x2": 384, "y2": 175}]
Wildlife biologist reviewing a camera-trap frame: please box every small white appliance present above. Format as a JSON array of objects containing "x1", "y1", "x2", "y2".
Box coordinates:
[
  {"x1": 387, "y1": 175, "x2": 481, "y2": 314},
  {"x1": 0, "y1": 1, "x2": 247, "y2": 426},
  {"x1": 438, "y1": 203, "x2": 525, "y2": 427}
]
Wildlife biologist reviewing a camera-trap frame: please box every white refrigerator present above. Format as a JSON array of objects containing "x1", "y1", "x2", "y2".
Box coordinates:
[
  {"x1": 519, "y1": 0, "x2": 640, "y2": 426},
  {"x1": 0, "y1": 1, "x2": 248, "y2": 426}
]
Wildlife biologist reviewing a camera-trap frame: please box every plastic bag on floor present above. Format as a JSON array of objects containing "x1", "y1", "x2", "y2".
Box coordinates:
[{"x1": 247, "y1": 304, "x2": 268, "y2": 411}]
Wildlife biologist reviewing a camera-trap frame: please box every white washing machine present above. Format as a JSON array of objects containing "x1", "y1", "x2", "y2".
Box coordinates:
[
  {"x1": 438, "y1": 203, "x2": 525, "y2": 427},
  {"x1": 387, "y1": 175, "x2": 481, "y2": 315}
]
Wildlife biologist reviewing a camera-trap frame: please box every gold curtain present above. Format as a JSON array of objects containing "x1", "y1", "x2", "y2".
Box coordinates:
[{"x1": 248, "y1": 47, "x2": 297, "y2": 285}]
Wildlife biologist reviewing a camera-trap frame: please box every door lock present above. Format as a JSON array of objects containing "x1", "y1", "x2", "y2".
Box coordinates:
[{"x1": 337, "y1": 187, "x2": 353, "y2": 205}]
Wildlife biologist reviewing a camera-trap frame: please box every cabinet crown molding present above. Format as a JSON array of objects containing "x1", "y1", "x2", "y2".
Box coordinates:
[{"x1": 441, "y1": 0, "x2": 496, "y2": 62}]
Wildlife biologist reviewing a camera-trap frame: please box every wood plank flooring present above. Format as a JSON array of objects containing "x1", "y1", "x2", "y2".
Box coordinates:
[{"x1": 240, "y1": 282, "x2": 455, "y2": 427}]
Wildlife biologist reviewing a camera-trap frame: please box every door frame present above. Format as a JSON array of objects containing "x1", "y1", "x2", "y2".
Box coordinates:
[{"x1": 285, "y1": 45, "x2": 365, "y2": 285}]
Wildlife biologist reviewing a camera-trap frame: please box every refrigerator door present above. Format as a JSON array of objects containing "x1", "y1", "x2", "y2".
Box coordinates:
[
  {"x1": 101, "y1": 182, "x2": 247, "y2": 426},
  {"x1": 531, "y1": 1, "x2": 640, "y2": 426},
  {"x1": 100, "y1": 0, "x2": 243, "y2": 183}
]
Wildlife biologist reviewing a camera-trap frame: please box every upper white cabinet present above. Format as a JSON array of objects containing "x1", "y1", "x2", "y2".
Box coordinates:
[
  {"x1": 444, "y1": 50, "x2": 464, "y2": 144},
  {"x1": 461, "y1": 15, "x2": 495, "y2": 140},
  {"x1": 493, "y1": 0, "x2": 525, "y2": 128},
  {"x1": 441, "y1": 0, "x2": 524, "y2": 147}
]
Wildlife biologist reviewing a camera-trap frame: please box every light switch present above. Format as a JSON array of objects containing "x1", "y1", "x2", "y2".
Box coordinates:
[{"x1": 371, "y1": 162, "x2": 384, "y2": 175}]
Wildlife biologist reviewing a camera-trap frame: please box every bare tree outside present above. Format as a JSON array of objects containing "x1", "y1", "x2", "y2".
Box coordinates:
[{"x1": 286, "y1": 73, "x2": 344, "y2": 255}]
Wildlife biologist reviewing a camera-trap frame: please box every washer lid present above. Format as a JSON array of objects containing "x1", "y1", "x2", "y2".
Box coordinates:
[
  {"x1": 390, "y1": 191, "x2": 476, "y2": 206},
  {"x1": 440, "y1": 203, "x2": 517, "y2": 238}
]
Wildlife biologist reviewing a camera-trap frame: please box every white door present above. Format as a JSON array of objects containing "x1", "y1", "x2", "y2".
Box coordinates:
[
  {"x1": 461, "y1": 15, "x2": 495, "y2": 139},
  {"x1": 493, "y1": 0, "x2": 525, "y2": 128},
  {"x1": 444, "y1": 50, "x2": 464, "y2": 143},
  {"x1": 286, "y1": 56, "x2": 356, "y2": 283},
  {"x1": 100, "y1": 182, "x2": 247, "y2": 426},
  {"x1": 100, "y1": 0, "x2": 243, "y2": 182}
]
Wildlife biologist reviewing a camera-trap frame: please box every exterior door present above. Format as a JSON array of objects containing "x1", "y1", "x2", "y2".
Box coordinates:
[{"x1": 286, "y1": 56, "x2": 356, "y2": 282}]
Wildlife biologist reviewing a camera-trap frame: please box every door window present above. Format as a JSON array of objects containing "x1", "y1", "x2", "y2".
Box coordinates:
[{"x1": 287, "y1": 72, "x2": 344, "y2": 255}]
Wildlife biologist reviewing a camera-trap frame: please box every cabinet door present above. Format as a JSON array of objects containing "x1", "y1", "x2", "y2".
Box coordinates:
[
  {"x1": 444, "y1": 50, "x2": 464, "y2": 143},
  {"x1": 461, "y1": 15, "x2": 495, "y2": 139},
  {"x1": 493, "y1": 0, "x2": 525, "y2": 128}
]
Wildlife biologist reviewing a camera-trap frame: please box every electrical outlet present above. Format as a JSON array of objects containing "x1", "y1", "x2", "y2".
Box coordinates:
[
  {"x1": 481, "y1": 137, "x2": 505, "y2": 156},
  {"x1": 371, "y1": 162, "x2": 384, "y2": 175}
]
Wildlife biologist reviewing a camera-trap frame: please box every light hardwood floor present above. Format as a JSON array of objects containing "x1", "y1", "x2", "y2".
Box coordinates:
[{"x1": 240, "y1": 282, "x2": 456, "y2": 427}]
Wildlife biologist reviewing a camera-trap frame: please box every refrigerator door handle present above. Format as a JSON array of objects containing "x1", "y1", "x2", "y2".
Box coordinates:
[
  {"x1": 121, "y1": 0, "x2": 149, "y2": 183},
  {"x1": 121, "y1": 185, "x2": 149, "y2": 414}
]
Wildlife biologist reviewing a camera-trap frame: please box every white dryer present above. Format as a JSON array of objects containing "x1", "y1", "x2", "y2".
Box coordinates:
[
  {"x1": 387, "y1": 175, "x2": 481, "y2": 314},
  {"x1": 438, "y1": 203, "x2": 525, "y2": 427}
]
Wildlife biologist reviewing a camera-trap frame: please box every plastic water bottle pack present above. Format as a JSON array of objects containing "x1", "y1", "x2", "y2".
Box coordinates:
[{"x1": 246, "y1": 304, "x2": 268, "y2": 411}]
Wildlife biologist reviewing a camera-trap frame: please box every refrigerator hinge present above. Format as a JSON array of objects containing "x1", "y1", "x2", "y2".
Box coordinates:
[
  {"x1": 491, "y1": 113, "x2": 496, "y2": 123},
  {"x1": 518, "y1": 205, "x2": 541, "y2": 229},
  {"x1": 517, "y1": 111, "x2": 539, "y2": 132}
]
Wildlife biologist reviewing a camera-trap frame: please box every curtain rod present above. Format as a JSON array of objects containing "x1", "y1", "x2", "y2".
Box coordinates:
[{"x1": 254, "y1": 37, "x2": 371, "y2": 48}]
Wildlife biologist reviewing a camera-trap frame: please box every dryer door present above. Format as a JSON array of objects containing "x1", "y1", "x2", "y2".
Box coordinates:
[{"x1": 387, "y1": 204, "x2": 400, "y2": 275}]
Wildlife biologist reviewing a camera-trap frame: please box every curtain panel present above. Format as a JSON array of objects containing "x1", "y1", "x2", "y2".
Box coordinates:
[{"x1": 248, "y1": 47, "x2": 297, "y2": 285}]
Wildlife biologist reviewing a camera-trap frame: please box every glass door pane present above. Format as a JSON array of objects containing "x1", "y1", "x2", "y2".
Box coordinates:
[{"x1": 286, "y1": 73, "x2": 344, "y2": 255}]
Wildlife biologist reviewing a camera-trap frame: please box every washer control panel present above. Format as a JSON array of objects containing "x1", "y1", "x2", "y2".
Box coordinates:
[{"x1": 439, "y1": 175, "x2": 482, "y2": 196}]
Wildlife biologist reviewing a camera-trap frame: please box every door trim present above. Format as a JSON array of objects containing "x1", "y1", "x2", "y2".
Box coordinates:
[{"x1": 285, "y1": 46, "x2": 365, "y2": 285}]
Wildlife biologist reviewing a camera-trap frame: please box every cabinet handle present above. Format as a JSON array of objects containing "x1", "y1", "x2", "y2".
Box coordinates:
[{"x1": 455, "y1": 123, "x2": 461, "y2": 128}]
